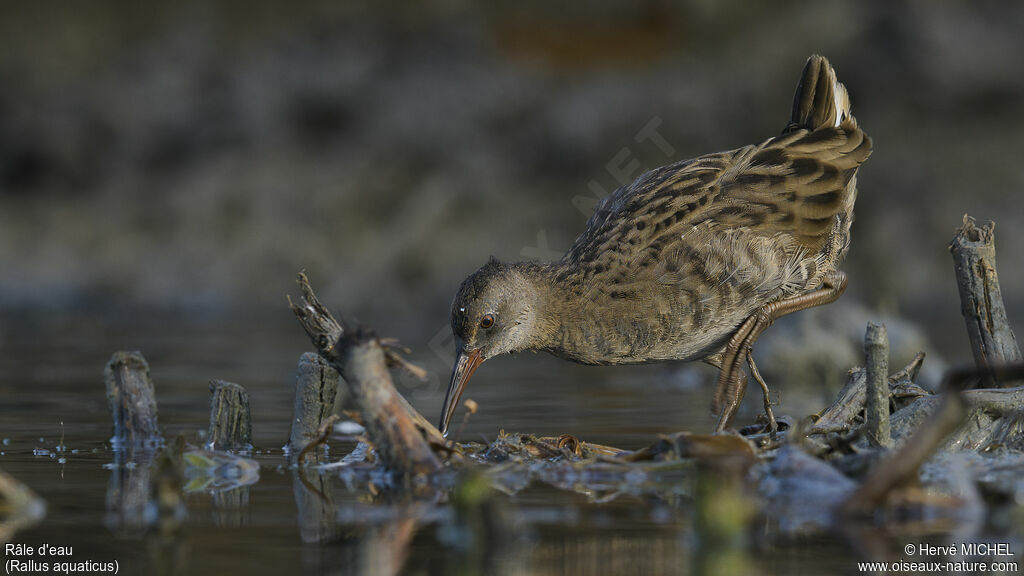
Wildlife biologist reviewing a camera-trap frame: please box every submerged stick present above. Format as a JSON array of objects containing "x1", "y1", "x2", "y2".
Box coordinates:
[
  {"x1": 104, "y1": 450, "x2": 158, "y2": 535},
  {"x1": 288, "y1": 352, "x2": 342, "y2": 457},
  {"x1": 211, "y1": 487, "x2": 250, "y2": 529},
  {"x1": 104, "y1": 351, "x2": 161, "y2": 447},
  {"x1": 293, "y1": 469, "x2": 337, "y2": 544},
  {"x1": 289, "y1": 273, "x2": 445, "y2": 477},
  {"x1": 207, "y1": 380, "x2": 253, "y2": 452},
  {"x1": 864, "y1": 323, "x2": 891, "y2": 448},
  {"x1": 298, "y1": 415, "x2": 340, "y2": 466},
  {"x1": 950, "y1": 216, "x2": 1022, "y2": 387}
]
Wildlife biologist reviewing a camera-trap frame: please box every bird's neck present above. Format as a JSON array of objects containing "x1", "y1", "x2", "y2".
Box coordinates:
[
  {"x1": 506, "y1": 260, "x2": 585, "y2": 357},
  {"x1": 511, "y1": 260, "x2": 643, "y2": 364}
]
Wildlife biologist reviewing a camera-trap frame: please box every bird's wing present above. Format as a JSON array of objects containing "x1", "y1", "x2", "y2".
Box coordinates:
[{"x1": 562, "y1": 124, "x2": 872, "y2": 299}]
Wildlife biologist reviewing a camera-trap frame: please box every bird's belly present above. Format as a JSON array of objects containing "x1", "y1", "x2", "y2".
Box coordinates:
[
  {"x1": 549, "y1": 309, "x2": 743, "y2": 366},
  {"x1": 646, "y1": 325, "x2": 735, "y2": 363},
  {"x1": 548, "y1": 332, "x2": 730, "y2": 366}
]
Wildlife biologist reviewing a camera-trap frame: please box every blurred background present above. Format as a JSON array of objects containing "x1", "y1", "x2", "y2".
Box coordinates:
[
  {"x1": 3, "y1": 0, "x2": 1024, "y2": 421},
  {"x1": 3, "y1": 2, "x2": 1024, "y2": 574}
]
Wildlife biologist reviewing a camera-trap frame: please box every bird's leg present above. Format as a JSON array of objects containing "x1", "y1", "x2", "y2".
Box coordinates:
[
  {"x1": 713, "y1": 271, "x2": 848, "y2": 432},
  {"x1": 710, "y1": 315, "x2": 758, "y2": 431},
  {"x1": 746, "y1": 348, "x2": 777, "y2": 436},
  {"x1": 704, "y1": 351, "x2": 748, "y2": 430}
]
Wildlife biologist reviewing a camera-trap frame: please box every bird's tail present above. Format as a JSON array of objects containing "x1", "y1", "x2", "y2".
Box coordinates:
[{"x1": 785, "y1": 55, "x2": 858, "y2": 133}]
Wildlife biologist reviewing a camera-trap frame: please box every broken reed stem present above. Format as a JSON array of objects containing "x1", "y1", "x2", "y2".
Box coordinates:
[
  {"x1": 956, "y1": 364, "x2": 1024, "y2": 416},
  {"x1": 290, "y1": 275, "x2": 443, "y2": 442},
  {"x1": 839, "y1": 365, "x2": 1024, "y2": 517},
  {"x1": 808, "y1": 353, "x2": 926, "y2": 435},
  {"x1": 950, "y1": 215, "x2": 1023, "y2": 387},
  {"x1": 963, "y1": 384, "x2": 1024, "y2": 413},
  {"x1": 840, "y1": 391, "x2": 966, "y2": 515},
  {"x1": 207, "y1": 380, "x2": 253, "y2": 452},
  {"x1": 864, "y1": 323, "x2": 891, "y2": 448},
  {"x1": 838, "y1": 365, "x2": 1005, "y2": 516},
  {"x1": 809, "y1": 368, "x2": 868, "y2": 435},
  {"x1": 289, "y1": 273, "x2": 445, "y2": 477},
  {"x1": 288, "y1": 352, "x2": 342, "y2": 457},
  {"x1": 104, "y1": 351, "x2": 162, "y2": 447},
  {"x1": 338, "y1": 339, "x2": 443, "y2": 475}
]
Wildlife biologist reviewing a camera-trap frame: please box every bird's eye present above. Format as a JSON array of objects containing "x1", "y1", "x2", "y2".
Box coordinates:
[{"x1": 480, "y1": 314, "x2": 494, "y2": 329}]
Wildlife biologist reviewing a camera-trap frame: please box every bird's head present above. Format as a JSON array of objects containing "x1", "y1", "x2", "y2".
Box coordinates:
[{"x1": 439, "y1": 257, "x2": 541, "y2": 436}]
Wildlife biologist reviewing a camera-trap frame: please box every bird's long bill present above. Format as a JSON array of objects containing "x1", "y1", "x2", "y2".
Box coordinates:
[{"x1": 439, "y1": 346, "x2": 484, "y2": 437}]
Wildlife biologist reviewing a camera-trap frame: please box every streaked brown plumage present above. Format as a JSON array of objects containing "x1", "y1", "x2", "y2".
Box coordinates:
[{"x1": 439, "y1": 55, "x2": 872, "y2": 436}]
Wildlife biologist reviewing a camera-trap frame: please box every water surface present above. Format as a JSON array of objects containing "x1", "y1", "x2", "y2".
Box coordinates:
[{"x1": 0, "y1": 311, "x2": 922, "y2": 575}]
